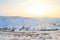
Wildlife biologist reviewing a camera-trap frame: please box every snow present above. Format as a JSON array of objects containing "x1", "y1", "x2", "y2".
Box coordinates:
[
  {"x1": 0, "y1": 16, "x2": 60, "y2": 31},
  {"x1": 0, "y1": 16, "x2": 60, "y2": 40}
]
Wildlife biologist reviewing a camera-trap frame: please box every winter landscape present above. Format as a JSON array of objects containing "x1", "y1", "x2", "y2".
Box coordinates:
[
  {"x1": 0, "y1": 0, "x2": 60, "y2": 40},
  {"x1": 0, "y1": 16, "x2": 60, "y2": 40}
]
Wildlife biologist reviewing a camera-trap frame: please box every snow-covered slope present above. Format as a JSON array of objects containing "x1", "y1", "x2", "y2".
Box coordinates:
[
  {"x1": 0, "y1": 16, "x2": 42, "y2": 27},
  {"x1": 0, "y1": 16, "x2": 60, "y2": 31}
]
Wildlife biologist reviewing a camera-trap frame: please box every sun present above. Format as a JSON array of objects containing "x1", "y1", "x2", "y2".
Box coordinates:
[{"x1": 27, "y1": 4, "x2": 49, "y2": 16}]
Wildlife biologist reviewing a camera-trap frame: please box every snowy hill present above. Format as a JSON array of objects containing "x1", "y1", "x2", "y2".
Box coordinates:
[{"x1": 0, "y1": 16, "x2": 60, "y2": 31}]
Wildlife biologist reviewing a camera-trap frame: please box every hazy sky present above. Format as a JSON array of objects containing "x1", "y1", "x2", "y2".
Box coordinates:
[{"x1": 0, "y1": 0, "x2": 60, "y2": 18}]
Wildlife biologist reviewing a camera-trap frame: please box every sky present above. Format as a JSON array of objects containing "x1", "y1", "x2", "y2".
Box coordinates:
[{"x1": 0, "y1": 0, "x2": 60, "y2": 18}]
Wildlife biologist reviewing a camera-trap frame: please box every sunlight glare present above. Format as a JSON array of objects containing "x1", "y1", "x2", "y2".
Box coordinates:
[{"x1": 27, "y1": 4, "x2": 49, "y2": 16}]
